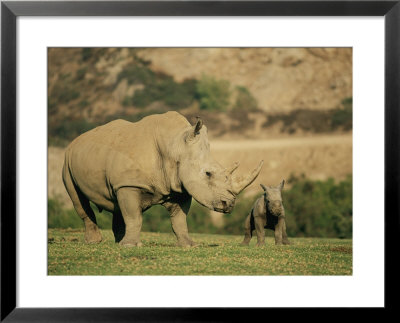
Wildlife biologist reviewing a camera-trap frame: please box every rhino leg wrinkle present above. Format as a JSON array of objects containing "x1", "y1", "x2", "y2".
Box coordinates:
[
  {"x1": 241, "y1": 180, "x2": 290, "y2": 247},
  {"x1": 62, "y1": 111, "x2": 263, "y2": 247}
]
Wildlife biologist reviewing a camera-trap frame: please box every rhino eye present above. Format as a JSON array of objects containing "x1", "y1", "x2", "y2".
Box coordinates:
[{"x1": 205, "y1": 171, "x2": 212, "y2": 178}]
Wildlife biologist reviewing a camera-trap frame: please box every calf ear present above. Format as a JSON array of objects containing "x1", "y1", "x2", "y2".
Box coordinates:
[
  {"x1": 260, "y1": 184, "x2": 268, "y2": 197},
  {"x1": 280, "y1": 180, "x2": 285, "y2": 190}
]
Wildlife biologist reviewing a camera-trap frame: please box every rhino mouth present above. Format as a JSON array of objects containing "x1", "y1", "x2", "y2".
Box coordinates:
[{"x1": 213, "y1": 199, "x2": 234, "y2": 213}]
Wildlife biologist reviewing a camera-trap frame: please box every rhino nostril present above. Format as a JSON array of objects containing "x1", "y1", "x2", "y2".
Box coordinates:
[{"x1": 221, "y1": 200, "x2": 227, "y2": 209}]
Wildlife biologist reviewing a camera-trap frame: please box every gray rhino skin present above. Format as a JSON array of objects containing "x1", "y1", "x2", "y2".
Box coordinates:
[
  {"x1": 241, "y1": 180, "x2": 290, "y2": 247},
  {"x1": 62, "y1": 111, "x2": 263, "y2": 247}
]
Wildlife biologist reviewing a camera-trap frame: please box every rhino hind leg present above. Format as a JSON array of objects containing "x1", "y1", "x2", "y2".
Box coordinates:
[
  {"x1": 116, "y1": 188, "x2": 143, "y2": 247},
  {"x1": 62, "y1": 167, "x2": 102, "y2": 244},
  {"x1": 112, "y1": 209, "x2": 126, "y2": 243}
]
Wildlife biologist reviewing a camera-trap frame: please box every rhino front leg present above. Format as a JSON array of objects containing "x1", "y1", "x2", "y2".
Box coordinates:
[
  {"x1": 164, "y1": 196, "x2": 196, "y2": 247},
  {"x1": 116, "y1": 188, "x2": 143, "y2": 247}
]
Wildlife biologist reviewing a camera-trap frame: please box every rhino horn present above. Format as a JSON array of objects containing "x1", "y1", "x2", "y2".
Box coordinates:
[
  {"x1": 232, "y1": 160, "x2": 264, "y2": 195},
  {"x1": 227, "y1": 162, "x2": 240, "y2": 174}
]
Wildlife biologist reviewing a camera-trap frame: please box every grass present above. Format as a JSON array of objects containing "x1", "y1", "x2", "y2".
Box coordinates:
[{"x1": 48, "y1": 229, "x2": 352, "y2": 276}]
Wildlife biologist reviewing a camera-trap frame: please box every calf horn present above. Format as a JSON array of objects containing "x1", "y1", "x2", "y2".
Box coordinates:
[{"x1": 231, "y1": 160, "x2": 264, "y2": 195}]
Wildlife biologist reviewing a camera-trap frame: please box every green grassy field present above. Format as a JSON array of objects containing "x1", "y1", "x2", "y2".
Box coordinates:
[{"x1": 48, "y1": 229, "x2": 352, "y2": 275}]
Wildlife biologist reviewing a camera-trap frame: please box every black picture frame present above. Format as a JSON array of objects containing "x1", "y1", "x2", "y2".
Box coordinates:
[{"x1": 1, "y1": 0, "x2": 399, "y2": 321}]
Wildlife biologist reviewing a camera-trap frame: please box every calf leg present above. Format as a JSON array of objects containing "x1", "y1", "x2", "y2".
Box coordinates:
[
  {"x1": 164, "y1": 195, "x2": 196, "y2": 247},
  {"x1": 62, "y1": 165, "x2": 102, "y2": 243},
  {"x1": 274, "y1": 216, "x2": 285, "y2": 245},
  {"x1": 116, "y1": 188, "x2": 143, "y2": 247},
  {"x1": 254, "y1": 216, "x2": 266, "y2": 247},
  {"x1": 282, "y1": 219, "x2": 290, "y2": 245},
  {"x1": 241, "y1": 213, "x2": 253, "y2": 245}
]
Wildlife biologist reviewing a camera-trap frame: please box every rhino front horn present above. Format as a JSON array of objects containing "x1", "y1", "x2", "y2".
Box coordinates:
[{"x1": 232, "y1": 160, "x2": 264, "y2": 195}]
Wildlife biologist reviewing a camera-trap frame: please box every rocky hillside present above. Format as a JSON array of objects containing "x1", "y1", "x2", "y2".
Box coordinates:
[
  {"x1": 48, "y1": 47, "x2": 352, "y2": 143},
  {"x1": 136, "y1": 48, "x2": 352, "y2": 112}
]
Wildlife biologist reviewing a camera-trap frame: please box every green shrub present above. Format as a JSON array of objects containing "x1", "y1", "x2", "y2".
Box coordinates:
[
  {"x1": 75, "y1": 68, "x2": 87, "y2": 81},
  {"x1": 162, "y1": 78, "x2": 198, "y2": 108},
  {"x1": 81, "y1": 48, "x2": 92, "y2": 61},
  {"x1": 263, "y1": 106, "x2": 353, "y2": 134},
  {"x1": 117, "y1": 64, "x2": 157, "y2": 86},
  {"x1": 187, "y1": 201, "x2": 218, "y2": 234},
  {"x1": 233, "y1": 86, "x2": 258, "y2": 111},
  {"x1": 341, "y1": 97, "x2": 352, "y2": 108},
  {"x1": 50, "y1": 117, "x2": 96, "y2": 141},
  {"x1": 196, "y1": 75, "x2": 231, "y2": 111},
  {"x1": 48, "y1": 198, "x2": 82, "y2": 229},
  {"x1": 141, "y1": 205, "x2": 171, "y2": 233},
  {"x1": 118, "y1": 61, "x2": 198, "y2": 109},
  {"x1": 331, "y1": 104, "x2": 352, "y2": 131},
  {"x1": 51, "y1": 83, "x2": 80, "y2": 104},
  {"x1": 283, "y1": 174, "x2": 352, "y2": 238}
]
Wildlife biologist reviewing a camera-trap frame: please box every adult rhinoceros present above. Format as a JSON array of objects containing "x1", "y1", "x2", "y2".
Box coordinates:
[{"x1": 62, "y1": 111, "x2": 263, "y2": 247}]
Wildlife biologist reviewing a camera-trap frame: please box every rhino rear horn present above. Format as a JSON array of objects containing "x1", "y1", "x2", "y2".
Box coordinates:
[
  {"x1": 232, "y1": 160, "x2": 264, "y2": 195},
  {"x1": 227, "y1": 162, "x2": 240, "y2": 174}
]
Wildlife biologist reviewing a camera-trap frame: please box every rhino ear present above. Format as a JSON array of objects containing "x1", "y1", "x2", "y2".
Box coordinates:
[
  {"x1": 186, "y1": 118, "x2": 203, "y2": 142},
  {"x1": 194, "y1": 117, "x2": 203, "y2": 135}
]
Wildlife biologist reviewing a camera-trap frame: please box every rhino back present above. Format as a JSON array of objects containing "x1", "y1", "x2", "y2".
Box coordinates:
[{"x1": 65, "y1": 112, "x2": 191, "y2": 209}]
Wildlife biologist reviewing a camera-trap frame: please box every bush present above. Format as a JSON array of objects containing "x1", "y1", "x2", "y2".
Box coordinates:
[
  {"x1": 118, "y1": 62, "x2": 198, "y2": 109},
  {"x1": 233, "y1": 86, "x2": 258, "y2": 111},
  {"x1": 283, "y1": 174, "x2": 352, "y2": 238},
  {"x1": 331, "y1": 98, "x2": 352, "y2": 130},
  {"x1": 51, "y1": 83, "x2": 80, "y2": 104},
  {"x1": 117, "y1": 64, "x2": 157, "y2": 86},
  {"x1": 50, "y1": 117, "x2": 96, "y2": 142},
  {"x1": 196, "y1": 75, "x2": 231, "y2": 111},
  {"x1": 263, "y1": 105, "x2": 353, "y2": 134},
  {"x1": 81, "y1": 48, "x2": 92, "y2": 62}
]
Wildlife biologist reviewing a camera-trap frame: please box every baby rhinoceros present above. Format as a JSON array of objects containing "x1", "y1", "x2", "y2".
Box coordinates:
[{"x1": 241, "y1": 180, "x2": 290, "y2": 247}]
